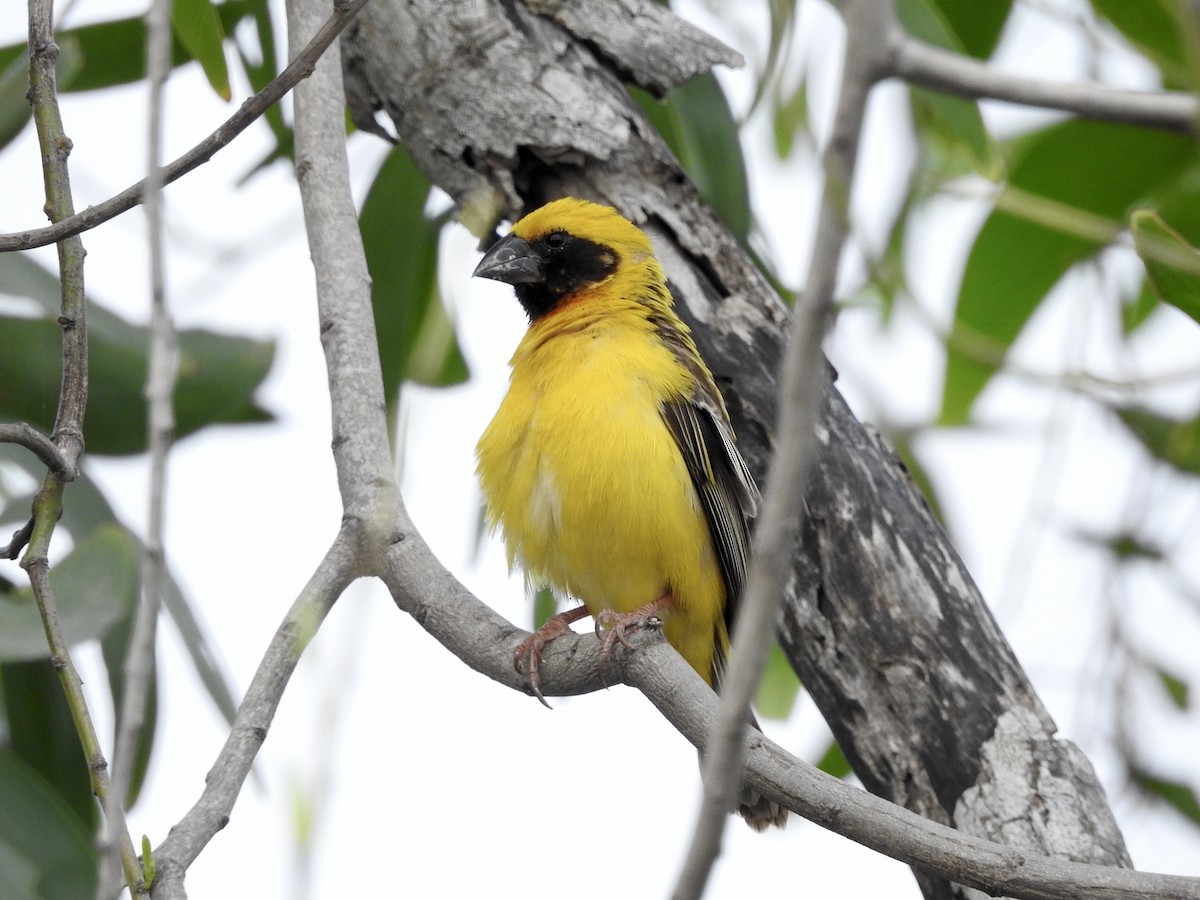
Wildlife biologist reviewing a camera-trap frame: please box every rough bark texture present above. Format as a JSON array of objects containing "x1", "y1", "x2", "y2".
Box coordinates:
[{"x1": 341, "y1": 1, "x2": 1132, "y2": 894}]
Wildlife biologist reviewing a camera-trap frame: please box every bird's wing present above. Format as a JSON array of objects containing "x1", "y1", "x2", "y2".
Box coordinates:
[{"x1": 658, "y1": 355, "x2": 760, "y2": 686}]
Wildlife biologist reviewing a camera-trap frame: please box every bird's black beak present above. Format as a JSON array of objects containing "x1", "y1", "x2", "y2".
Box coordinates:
[{"x1": 473, "y1": 234, "x2": 544, "y2": 285}]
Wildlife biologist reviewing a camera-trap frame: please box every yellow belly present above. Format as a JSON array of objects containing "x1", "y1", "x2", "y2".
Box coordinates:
[{"x1": 476, "y1": 308, "x2": 726, "y2": 682}]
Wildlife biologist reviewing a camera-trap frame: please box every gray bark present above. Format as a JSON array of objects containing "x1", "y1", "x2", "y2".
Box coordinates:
[{"x1": 341, "y1": 0, "x2": 1132, "y2": 894}]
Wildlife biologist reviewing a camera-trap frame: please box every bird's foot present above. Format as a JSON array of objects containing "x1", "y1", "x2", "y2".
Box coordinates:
[
  {"x1": 594, "y1": 594, "x2": 676, "y2": 673},
  {"x1": 514, "y1": 605, "x2": 591, "y2": 708}
]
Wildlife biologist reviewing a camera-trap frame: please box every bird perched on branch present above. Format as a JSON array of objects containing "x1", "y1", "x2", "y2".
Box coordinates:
[{"x1": 474, "y1": 196, "x2": 786, "y2": 830}]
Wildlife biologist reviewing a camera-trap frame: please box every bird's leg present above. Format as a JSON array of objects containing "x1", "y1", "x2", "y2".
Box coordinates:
[
  {"x1": 514, "y1": 604, "x2": 592, "y2": 708},
  {"x1": 594, "y1": 593, "x2": 675, "y2": 669}
]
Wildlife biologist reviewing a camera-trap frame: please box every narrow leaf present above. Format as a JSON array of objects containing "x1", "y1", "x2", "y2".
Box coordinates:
[
  {"x1": 754, "y1": 641, "x2": 801, "y2": 720},
  {"x1": 1131, "y1": 767, "x2": 1200, "y2": 826},
  {"x1": 0, "y1": 524, "x2": 139, "y2": 661},
  {"x1": 941, "y1": 122, "x2": 1196, "y2": 424},
  {"x1": 1156, "y1": 668, "x2": 1190, "y2": 711},
  {"x1": 172, "y1": 0, "x2": 232, "y2": 100},
  {"x1": 1130, "y1": 208, "x2": 1200, "y2": 325},
  {"x1": 815, "y1": 737, "x2": 853, "y2": 780},
  {"x1": 0, "y1": 750, "x2": 97, "y2": 900},
  {"x1": 1114, "y1": 405, "x2": 1200, "y2": 477}
]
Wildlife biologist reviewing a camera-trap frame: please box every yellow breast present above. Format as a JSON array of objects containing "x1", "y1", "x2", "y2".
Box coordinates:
[{"x1": 476, "y1": 298, "x2": 727, "y2": 682}]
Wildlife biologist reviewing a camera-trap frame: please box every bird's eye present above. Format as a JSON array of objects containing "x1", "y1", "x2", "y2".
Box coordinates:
[{"x1": 544, "y1": 231, "x2": 568, "y2": 250}]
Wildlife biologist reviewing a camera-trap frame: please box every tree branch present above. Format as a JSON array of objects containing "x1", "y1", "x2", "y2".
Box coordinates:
[
  {"x1": 103, "y1": 0, "x2": 177, "y2": 894},
  {"x1": 891, "y1": 30, "x2": 1199, "y2": 132},
  {"x1": 24, "y1": 0, "x2": 141, "y2": 893},
  {"x1": 149, "y1": 531, "x2": 358, "y2": 897},
  {"x1": 0, "y1": 422, "x2": 74, "y2": 479},
  {"x1": 0, "y1": 0, "x2": 368, "y2": 254},
  {"x1": 676, "y1": 0, "x2": 887, "y2": 894}
]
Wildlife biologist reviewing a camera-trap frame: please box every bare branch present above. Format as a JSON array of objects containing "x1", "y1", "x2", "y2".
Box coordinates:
[
  {"x1": 891, "y1": 31, "x2": 1199, "y2": 132},
  {"x1": 628, "y1": 638, "x2": 1200, "y2": 900},
  {"x1": 150, "y1": 531, "x2": 359, "y2": 896},
  {"x1": 25, "y1": 0, "x2": 141, "y2": 892},
  {"x1": 0, "y1": 0, "x2": 368, "y2": 254},
  {"x1": 0, "y1": 422, "x2": 74, "y2": 478},
  {"x1": 675, "y1": 0, "x2": 887, "y2": 894},
  {"x1": 103, "y1": 0, "x2": 177, "y2": 894}
]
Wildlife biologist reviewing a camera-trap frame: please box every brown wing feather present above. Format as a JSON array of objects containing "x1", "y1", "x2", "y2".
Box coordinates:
[{"x1": 653, "y1": 304, "x2": 760, "y2": 687}]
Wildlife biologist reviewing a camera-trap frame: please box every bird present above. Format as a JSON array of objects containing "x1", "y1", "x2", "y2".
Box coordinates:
[{"x1": 473, "y1": 196, "x2": 786, "y2": 830}]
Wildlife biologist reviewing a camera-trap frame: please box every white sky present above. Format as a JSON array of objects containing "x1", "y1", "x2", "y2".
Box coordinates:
[{"x1": 1, "y1": 1, "x2": 1199, "y2": 898}]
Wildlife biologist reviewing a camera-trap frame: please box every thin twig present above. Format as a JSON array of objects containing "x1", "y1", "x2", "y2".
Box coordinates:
[
  {"x1": 149, "y1": 3, "x2": 395, "y2": 895},
  {"x1": 891, "y1": 30, "x2": 1199, "y2": 132},
  {"x1": 0, "y1": 0, "x2": 368, "y2": 254},
  {"x1": 0, "y1": 422, "x2": 75, "y2": 478},
  {"x1": 624, "y1": 635, "x2": 1200, "y2": 900},
  {"x1": 24, "y1": 0, "x2": 143, "y2": 893},
  {"x1": 102, "y1": 0, "x2": 177, "y2": 894},
  {"x1": 149, "y1": 533, "x2": 359, "y2": 897},
  {"x1": 672, "y1": 2, "x2": 889, "y2": 897}
]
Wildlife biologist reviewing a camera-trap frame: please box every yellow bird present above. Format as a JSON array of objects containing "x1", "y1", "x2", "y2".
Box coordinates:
[{"x1": 474, "y1": 197, "x2": 786, "y2": 830}]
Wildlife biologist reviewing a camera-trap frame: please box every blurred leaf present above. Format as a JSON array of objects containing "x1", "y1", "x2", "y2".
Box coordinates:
[
  {"x1": 532, "y1": 586, "x2": 556, "y2": 630},
  {"x1": 755, "y1": 641, "x2": 801, "y2": 720},
  {"x1": 1130, "y1": 208, "x2": 1200, "y2": 325},
  {"x1": 747, "y1": 0, "x2": 798, "y2": 118},
  {"x1": 361, "y1": 145, "x2": 468, "y2": 414},
  {"x1": 0, "y1": 297, "x2": 275, "y2": 456},
  {"x1": 1131, "y1": 767, "x2": 1200, "y2": 826},
  {"x1": 0, "y1": 40, "x2": 77, "y2": 152},
  {"x1": 162, "y1": 568, "x2": 239, "y2": 725},
  {"x1": 941, "y1": 122, "x2": 1196, "y2": 424},
  {"x1": 0, "y1": 750, "x2": 97, "y2": 900},
  {"x1": 1072, "y1": 527, "x2": 1165, "y2": 563},
  {"x1": 101, "y1": 610, "x2": 158, "y2": 809},
  {"x1": 0, "y1": 0, "x2": 260, "y2": 94},
  {"x1": 632, "y1": 74, "x2": 752, "y2": 243},
  {"x1": 0, "y1": 662, "x2": 96, "y2": 829},
  {"x1": 1114, "y1": 405, "x2": 1200, "y2": 477},
  {"x1": 172, "y1": 0, "x2": 231, "y2": 100},
  {"x1": 900, "y1": 0, "x2": 995, "y2": 178},
  {"x1": 0, "y1": 525, "x2": 139, "y2": 661},
  {"x1": 1122, "y1": 280, "x2": 1159, "y2": 335},
  {"x1": 771, "y1": 78, "x2": 808, "y2": 161},
  {"x1": 1090, "y1": 0, "x2": 1190, "y2": 88},
  {"x1": 926, "y1": 0, "x2": 1012, "y2": 59},
  {"x1": 235, "y1": 0, "x2": 293, "y2": 179},
  {"x1": 1156, "y1": 667, "x2": 1190, "y2": 711},
  {"x1": 815, "y1": 737, "x2": 853, "y2": 780}
]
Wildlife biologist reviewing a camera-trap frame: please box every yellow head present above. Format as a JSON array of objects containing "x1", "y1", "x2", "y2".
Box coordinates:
[{"x1": 473, "y1": 197, "x2": 668, "y2": 321}]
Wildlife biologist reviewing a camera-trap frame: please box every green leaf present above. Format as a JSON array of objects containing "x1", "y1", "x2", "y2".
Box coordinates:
[
  {"x1": 1130, "y1": 208, "x2": 1200, "y2": 325},
  {"x1": 631, "y1": 74, "x2": 752, "y2": 243},
  {"x1": 771, "y1": 79, "x2": 808, "y2": 161},
  {"x1": 162, "y1": 568, "x2": 239, "y2": 726},
  {"x1": 142, "y1": 835, "x2": 155, "y2": 887},
  {"x1": 0, "y1": 293, "x2": 275, "y2": 456},
  {"x1": 815, "y1": 737, "x2": 853, "y2": 780},
  {"x1": 0, "y1": 750, "x2": 97, "y2": 900},
  {"x1": 1131, "y1": 767, "x2": 1200, "y2": 826},
  {"x1": 754, "y1": 641, "x2": 801, "y2": 720},
  {"x1": 101, "y1": 611, "x2": 158, "y2": 809},
  {"x1": 1114, "y1": 405, "x2": 1200, "y2": 477},
  {"x1": 1156, "y1": 667, "x2": 1190, "y2": 711},
  {"x1": 1090, "y1": 0, "x2": 1191, "y2": 88},
  {"x1": 0, "y1": 525, "x2": 139, "y2": 661},
  {"x1": 898, "y1": 0, "x2": 996, "y2": 179},
  {"x1": 360, "y1": 145, "x2": 468, "y2": 414},
  {"x1": 532, "y1": 586, "x2": 556, "y2": 630},
  {"x1": 1122, "y1": 280, "x2": 1159, "y2": 335},
  {"x1": 926, "y1": 0, "x2": 1012, "y2": 59},
  {"x1": 172, "y1": 0, "x2": 231, "y2": 100},
  {"x1": 0, "y1": 662, "x2": 97, "y2": 830},
  {"x1": 940, "y1": 122, "x2": 1197, "y2": 424},
  {"x1": 0, "y1": 0, "x2": 259, "y2": 94}
]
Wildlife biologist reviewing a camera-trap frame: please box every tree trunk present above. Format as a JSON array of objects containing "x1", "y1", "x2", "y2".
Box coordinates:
[{"x1": 340, "y1": 1, "x2": 1132, "y2": 894}]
